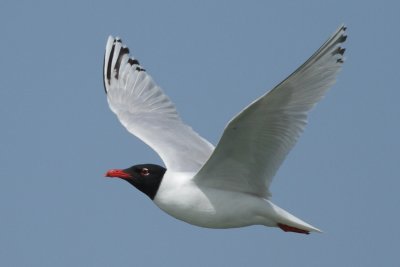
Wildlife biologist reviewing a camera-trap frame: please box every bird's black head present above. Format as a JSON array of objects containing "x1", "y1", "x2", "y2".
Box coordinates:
[{"x1": 106, "y1": 164, "x2": 166, "y2": 200}]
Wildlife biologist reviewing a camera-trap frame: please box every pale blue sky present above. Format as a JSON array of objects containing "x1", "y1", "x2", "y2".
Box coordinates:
[{"x1": 1, "y1": 1, "x2": 399, "y2": 266}]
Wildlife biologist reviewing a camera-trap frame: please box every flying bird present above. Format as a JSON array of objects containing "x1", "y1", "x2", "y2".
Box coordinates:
[{"x1": 104, "y1": 25, "x2": 347, "y2": 234}]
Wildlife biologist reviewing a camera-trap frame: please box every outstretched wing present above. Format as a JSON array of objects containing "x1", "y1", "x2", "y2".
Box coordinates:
[
  {"x1": 103, "y1": 36, "x2": 214, "y2": 172},
  {"x1": 194, "y1": 25, "x2": 347, "y2": 198}
]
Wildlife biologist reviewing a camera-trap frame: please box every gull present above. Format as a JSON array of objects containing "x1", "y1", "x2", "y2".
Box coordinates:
[{"x1": 104, "y1": 25, "x2": 347, "y2": 234}]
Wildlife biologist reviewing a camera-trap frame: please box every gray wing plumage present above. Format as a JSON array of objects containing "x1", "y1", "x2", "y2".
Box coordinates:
[{"x1": 194, "y1": 25, "x2": 347, "y2": 198}]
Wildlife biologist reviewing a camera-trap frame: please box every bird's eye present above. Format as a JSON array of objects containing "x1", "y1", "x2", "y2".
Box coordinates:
[{"x1": 141, "y1": 168, "x2": 150, "y2": 176}]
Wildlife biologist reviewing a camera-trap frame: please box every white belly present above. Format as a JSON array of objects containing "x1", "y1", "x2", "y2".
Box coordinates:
[
  {"x1": 153, "y1": 172, "x2": 321, "y2": 233},
  {"x1": 153, "y1": 172, "x2": 276, "y2": 228}
]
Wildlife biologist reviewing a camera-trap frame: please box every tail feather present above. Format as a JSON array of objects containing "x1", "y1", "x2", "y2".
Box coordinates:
[{"x1": 270, "y1": 201, "x2": 322, "y2": 234}]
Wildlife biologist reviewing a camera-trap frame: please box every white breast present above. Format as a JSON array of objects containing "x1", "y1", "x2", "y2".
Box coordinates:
[{"x1": 153, "y1": 171, "x2": 276, "y2": 228}]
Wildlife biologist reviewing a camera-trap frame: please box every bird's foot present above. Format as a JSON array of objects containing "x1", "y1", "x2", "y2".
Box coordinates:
[{"x1": 277, "y1": 223, "x2": 310, "y2": 235}]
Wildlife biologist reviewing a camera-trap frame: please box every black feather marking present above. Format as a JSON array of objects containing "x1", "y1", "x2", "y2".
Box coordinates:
[
  {"x1": 128, "y1": 58, "x2": 140, "y2": 66},
  {"x1": 103, "y1": 54, "x2": 107, "y2": 94},
  {"x1": 338, "y1": 34, "x2": 347, "y2": 43},
  {"x1": 337, "y1": 58, "x2": 344, "y2": 63},
  {"x1": 333, "y1": 46, "x2": 346, "y2": 56},
  {"x1": 128, "y1": 58, "x2": 145, "y2": 71},
  {"x1": 338, "y1": 47, "x2": 346, "y2": 55},
  {"x1": 106, "y1": 43, "x2": 116, "y2": 85},
  {"x1": 115, "y1": 46, "x2": 130, "y2": 79}
]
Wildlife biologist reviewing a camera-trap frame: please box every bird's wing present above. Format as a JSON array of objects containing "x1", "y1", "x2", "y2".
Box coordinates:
[
  {"x1": 194, "y1": 25, "x2": 347, "y2": 198},
  {"x1": 103, "y1": 36, "x2": 214, "y2": 172}
]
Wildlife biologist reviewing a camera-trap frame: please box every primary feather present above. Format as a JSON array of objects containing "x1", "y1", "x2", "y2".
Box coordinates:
[{"x1": 103, "y1": 37, "x2": 214, "y2": 172}]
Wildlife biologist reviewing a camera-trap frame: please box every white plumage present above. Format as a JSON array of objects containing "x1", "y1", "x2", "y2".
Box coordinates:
[{"x1": 104, "y1": 25, "x2": 347, "y2": 234}]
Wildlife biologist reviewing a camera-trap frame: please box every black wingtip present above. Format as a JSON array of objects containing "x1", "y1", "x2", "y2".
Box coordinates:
[
  {"x1": 331, "y1": 43, "x2": 346, "y2": 60},
  {"x1": 128, "y1": 58, "x2": 145, "y2": 71},
  {"x1": 334, "y1": 46, "x2": 346, "y2": 56},
  {"x1": 338, "y1": 34, "x2": 347, "y2": 43},
  {"x1": 115, "y1": 46, "x2": 130, "y2": 79},
  {"x1": 330, "y1": 26, "x2": 347, "y2": 63},
  {"x1": 128, "y1": 58, "x2": 140, "y2": 66},
  {"x1": 106, "y1": 42, "x2": 116, "y2": 86},
  {"x1": 103, "y1": 53, "x2": 107, "y2": 94},
  {"x1": 104, "y1": 36, "x2": 147, "y2": 93}
]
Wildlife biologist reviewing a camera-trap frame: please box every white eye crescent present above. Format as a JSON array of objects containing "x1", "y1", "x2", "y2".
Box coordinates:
[{"x1": 141, "y1": 168, "x2": 150, "y2": 176}]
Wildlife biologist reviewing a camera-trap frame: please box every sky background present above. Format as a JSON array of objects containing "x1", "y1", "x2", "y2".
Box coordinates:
[{"x1": 1, "y1": 0, "x2": 399, "y2": 266}]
